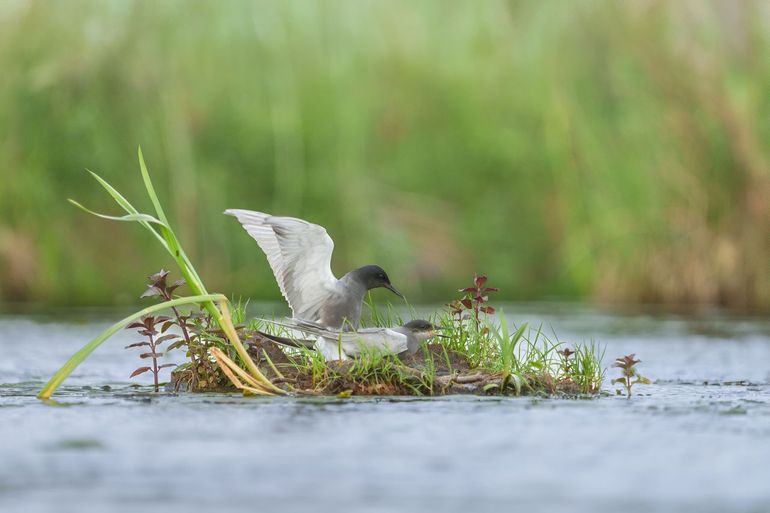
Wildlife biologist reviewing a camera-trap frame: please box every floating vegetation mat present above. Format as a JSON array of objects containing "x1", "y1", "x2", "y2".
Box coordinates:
[
  {"x1": 169, "y1": 320, "x2": 605, "y2": 398},
  {"x1": 39, "y1": 150, "x2": 615, "y2": 400}
]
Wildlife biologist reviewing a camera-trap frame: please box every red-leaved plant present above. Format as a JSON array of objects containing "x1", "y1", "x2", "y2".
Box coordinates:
[
  {"x1": 612, "y1": 354, "x2": 651, "y2": 398},
  {"x1": 141, "y1": 269, "x2": 192, "y2": 350},
  {"x1": 135, "y1": 269, "x2": 248, "y2": 391},
  {"x1": 447, "y1": 274, "x2": 498, "y2": 334},
  {"x1": 125, "y1": 314, "x2": 179, "y2": 392}
]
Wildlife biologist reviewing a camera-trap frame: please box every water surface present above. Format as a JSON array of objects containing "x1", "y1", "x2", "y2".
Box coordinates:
[{"x1": 1, "y1": 305, "x2": 769, "y2": 513}]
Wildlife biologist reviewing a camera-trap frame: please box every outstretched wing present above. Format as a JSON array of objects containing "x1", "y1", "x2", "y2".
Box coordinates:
[{"x1": 225, "y1": 209, "x2": 338, "y2": 320}]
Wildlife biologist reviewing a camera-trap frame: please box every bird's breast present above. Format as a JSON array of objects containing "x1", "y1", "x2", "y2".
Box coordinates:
[{"x1": 317, "y1": 284, "x2": 364, "y2": 331}]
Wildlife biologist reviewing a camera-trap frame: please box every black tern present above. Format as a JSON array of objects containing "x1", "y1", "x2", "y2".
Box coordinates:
[
  {"x1": 225, "y1": 209, "x2": 403, "y2": 330},
  {"x1": 259, "y1": 319, "x2": 442, "y2": 360}
]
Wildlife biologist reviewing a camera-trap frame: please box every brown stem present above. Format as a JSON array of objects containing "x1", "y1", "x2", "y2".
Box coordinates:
[
  {"x1": 169, "y1": 304, "x2": 196, "y2": 385},
  {"x1": 170, "y1": 305, "x2": 192, "y2": 344},
  {"x1": 149, "y1": 332, "x2": 159, "y2": 392}
]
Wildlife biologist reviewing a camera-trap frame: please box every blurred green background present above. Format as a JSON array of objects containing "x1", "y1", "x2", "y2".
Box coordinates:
[{"x1": 1, "y1": 0, "x2": 769, "y2": 309}]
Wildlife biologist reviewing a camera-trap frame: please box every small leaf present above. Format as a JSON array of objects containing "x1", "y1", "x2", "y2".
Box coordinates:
[
  {"x1": 130, "y1": 367, "x2": 152, "y2": 378},
  {"x1": 474, "y1": 275, "x2": 488, "y2": 288},
  {"x1": 161, "y1": 321, "x2": 175, "y2": 333},
  {"x1": 158, "y1": 363, "x2": 177, "y2": 370},
  {"x1": 139, "y1": 352, "x2": 162, "y2": 359},
  {"x1": 479, "y1": 306, "x2": 495, "y2": 314},
  {"x1": 152, "y1": 269, "x2": 170, "y2": 279},
  {"x1": 167, "y1": 340, "x2": 187, "y2": 351},
  {"x1": 140, "y1": 286, "x2": 162, "y2": 299},
  {"x1": 459, "y1": 287, "x2": 477, "y2": 293},
  {"x1": 167, "y1": 279, "x2": 186, "y2": 295},
  {"x1": 460, "y1": 299, "x2": 473, "y2": 309},
  {"x1": 124, "y1": 342, "x2": 150, "y2": 349},
  {"x1": 155, "y1": 334, "x2": 178, "y2": 345},
  {"x1": 148, "y1": 269, "x2": 170, "y2": 286},
  {"x1": 126, "y1": 322, "x2": 145, "y2": 329}
]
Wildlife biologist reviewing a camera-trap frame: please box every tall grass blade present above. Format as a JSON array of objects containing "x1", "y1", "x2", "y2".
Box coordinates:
[
  {"x1": 138, "y1": 147, "x2": 170, "y2": 226},
  {"x1": 136, "y1": 147, "x2": 207, "y2": 295},
  {"x1": 85, "y1": 169, "x2": 170, "y2": 251},
  {"x1": 68, "y1": 199, "x2": 165, "y2": 225}
]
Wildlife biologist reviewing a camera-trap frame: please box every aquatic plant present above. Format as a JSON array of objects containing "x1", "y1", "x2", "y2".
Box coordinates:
[
  {"x1": 184, "y1": 308, "x2": 254, "y2": 391},
  {"x1": 489, "y1": 311, "x2": 528, "y2": 394},
  {"x1": 564, "y1": 343, "x2": 605, "y2": 395},
  {"x1": 142, "y1": 269, "x2": 186, "y2": 302},
  {"x1": 125, "y1": 315, "x2": 178, "y2": 392},
  {"x1": 141, "y1": 270, "x2": 193, "y2": 348},
  {"x1": 38, "y1": 149, "x2": 282, "y2": 399},
  {"x1": 612, "y1": 354, "x2": 651, "y2": 398},
  {"x1": 448, "y1": 273, "x2": 498, "y2": 331},
  {"x1": 435, "y1": 276, "x2": 601, "y2": 395},
  {"x1": 443, "y1": 274, "x2": 499, "y2": 366},
  {"x1": 138, "y1": 270, "x2": 254, "y2": 391},
  {"x1": 247, "y1": 273, "x2": 605, "y2": 397},
  {"x1": 485, "y1": 316, "x2": 603, "y2": 396}
]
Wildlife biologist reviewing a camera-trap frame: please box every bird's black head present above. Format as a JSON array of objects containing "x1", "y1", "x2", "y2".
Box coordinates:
[
  {"x1": 354, "y1": 264, "x2": 404, "y2": 298},
  {"x1": 402, "y1": 319, "x2": 446, "y2": 339},
  {"x1": 402, "y1": 319, "x2": 435, "y2": 333}
]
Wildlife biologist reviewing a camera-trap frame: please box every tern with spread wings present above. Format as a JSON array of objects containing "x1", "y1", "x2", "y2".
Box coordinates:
[{"x1": 225, "y1": 209, "x2": 404, "y2": 330}]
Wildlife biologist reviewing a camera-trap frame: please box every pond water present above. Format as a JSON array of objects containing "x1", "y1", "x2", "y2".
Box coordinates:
[{"x1": 1, "y1": 304, "x2": 769, "y2": 513}]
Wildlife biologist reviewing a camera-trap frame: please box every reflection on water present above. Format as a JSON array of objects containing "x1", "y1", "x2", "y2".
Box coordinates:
[{"x1": 1, "y1": 304, "x2": 769, "y2": 513}]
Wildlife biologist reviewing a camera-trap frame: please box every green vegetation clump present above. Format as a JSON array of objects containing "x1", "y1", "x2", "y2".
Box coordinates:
[
  {"x1": 2, "y1": 1, "x2": 770, "y2": 309},
  {"x1": 247, "y1": 275, "x2": 605, "y2": 397}
]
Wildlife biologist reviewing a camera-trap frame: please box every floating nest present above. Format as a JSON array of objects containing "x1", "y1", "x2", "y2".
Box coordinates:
[{"x1": 170, "y1": 334, "x2": 587, "y2": 397}]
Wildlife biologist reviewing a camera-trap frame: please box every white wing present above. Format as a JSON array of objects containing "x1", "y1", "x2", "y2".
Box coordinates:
[
  {"x1": 340, "y1": 328, "x2": 408, "y2": 356},
  {"x1": 225, "y1": 209, "x2": 338, "y2": 320}
]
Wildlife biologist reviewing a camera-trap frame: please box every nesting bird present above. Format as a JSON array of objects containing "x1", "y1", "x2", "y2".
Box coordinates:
[{"x1": 260, "y1": 318, "x2": 443, "y2": 360}]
